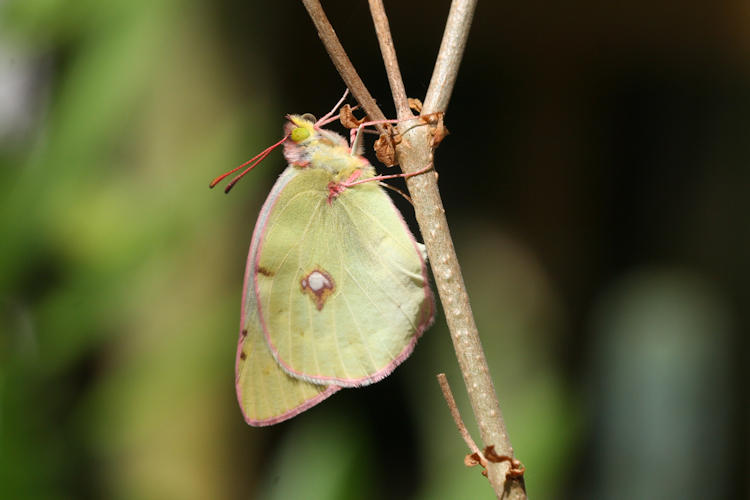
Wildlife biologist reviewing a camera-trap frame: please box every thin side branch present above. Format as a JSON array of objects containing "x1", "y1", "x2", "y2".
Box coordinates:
[
  {"x1": 440, "y1": 375, "x2": 527, "y2": 485},
  {"x1": 437, "y1": 373, "x2": 481, "y2": 456},
  {"x1": 300, "y1": 0, "x2": 387, "y2": 133},
  {"x1": 423, "y1": 0, "x2": 478, "y2": 114},
  {"x1": 368, "y1": 0, "x2": 412, "y2": 120}
]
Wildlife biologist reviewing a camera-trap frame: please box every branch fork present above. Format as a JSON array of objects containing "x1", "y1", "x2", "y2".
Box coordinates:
[{"x1": 300, "y1": 0, "x2": 526, "y2": 497}]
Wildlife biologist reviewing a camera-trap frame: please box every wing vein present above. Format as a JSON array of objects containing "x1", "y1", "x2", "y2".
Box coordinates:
[
  {"x1": 336, "y1": 226, "x2": 382, "y2": 375},
  {"x1": 339, "y1": 195, "x2": 421, "y2": 332}
]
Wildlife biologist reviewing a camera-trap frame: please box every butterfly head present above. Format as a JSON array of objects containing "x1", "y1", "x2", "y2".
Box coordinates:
[
  {"x1": 282, "y1": 114, "x2": 319, "y2": 166},
  {"x1": 286, "y1": 114, "x2": 318, "y2": 144}
]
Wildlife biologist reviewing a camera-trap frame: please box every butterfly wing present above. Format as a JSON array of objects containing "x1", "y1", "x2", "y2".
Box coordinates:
[
  {"x1": 236, "y1": 167, "x2": 339, "y2": 426},
  {"x1": 253, "y1": 167, "x2": 435, "y2": 387}
]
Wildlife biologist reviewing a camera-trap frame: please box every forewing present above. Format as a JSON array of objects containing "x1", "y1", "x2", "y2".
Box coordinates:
[
  {"x1": 236, "y1": 167, "x2": 338, "y2": 426},
  {"x1": 255, "y1": 168, "x2": 434, "y2": 387}
]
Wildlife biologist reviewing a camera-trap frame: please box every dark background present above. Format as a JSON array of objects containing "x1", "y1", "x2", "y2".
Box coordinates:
[{"x1": 1, "y1": 1, "x2": 748, "y2": 498}]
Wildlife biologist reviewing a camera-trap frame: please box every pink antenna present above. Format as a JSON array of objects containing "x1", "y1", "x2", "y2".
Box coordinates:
[{"x1": 209, "y1": 134, "x2": 290, "y2": 193}]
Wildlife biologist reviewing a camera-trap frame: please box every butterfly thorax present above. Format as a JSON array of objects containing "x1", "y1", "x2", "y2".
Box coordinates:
[{"x1": 284, "y1": 114, "x2": 375, "y2": 183}]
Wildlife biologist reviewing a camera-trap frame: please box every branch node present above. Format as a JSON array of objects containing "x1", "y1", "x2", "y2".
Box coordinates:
[{"x1": 483, "y1": 445, "x2": 526, "y2": 479}]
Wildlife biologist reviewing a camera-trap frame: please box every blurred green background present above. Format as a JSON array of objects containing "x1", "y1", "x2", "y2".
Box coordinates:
[{"x1": 1, "y1": 1, "x2": 748, "y2": 499}]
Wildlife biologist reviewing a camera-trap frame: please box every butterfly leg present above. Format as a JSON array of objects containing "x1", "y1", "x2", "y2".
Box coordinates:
[
  {"x1": 349, "y1": 118, "x2": 401, "y2": 153},
  {"x1": 342, "y1": 162, "x2": 434, "y2": 188},
  {"x1": 314, "y1": 89, "x2": 351, "y2": 127}
]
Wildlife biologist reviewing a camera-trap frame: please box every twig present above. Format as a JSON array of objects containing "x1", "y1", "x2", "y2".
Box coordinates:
[
  {"x1": 371, "y1": 1, "x2": 525, "y2": 498},
  {"x1": 440, "y1": 374, "x2": 527, "y2": 484},
  {"x1": 299, "y1": 0, "x2": 387, "y2": 133},
  {"x1": 300, "y1": 0, "x2": 525, "y2": 497},
  {"x1": 367, "y1": 0, "x2": 412, "y2": 120},
  {"x1": 423, "y1": 0, "x2": 477, "y2": 114},
  {"x1": 437, "y1": 373, "x2": 481, "y2": 456}
]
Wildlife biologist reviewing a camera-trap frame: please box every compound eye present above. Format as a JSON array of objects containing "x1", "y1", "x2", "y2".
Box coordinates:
[{"x1": 290, "y1": 127, "x2": 310, "y2": 142}]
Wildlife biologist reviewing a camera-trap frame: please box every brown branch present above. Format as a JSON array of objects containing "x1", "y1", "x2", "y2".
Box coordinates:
[
  {"x1": 423, "y1": 0, "x2": 477, "y2": 114},
  {"x1": 301, "y1": 0, "x2": 525, "y2": 497},
  {"x1": 369, "y1": 1, "x2": 525, "y2": 498},
  {"x1": 367, "y1": 0, "x2": 412, "y2": 120},
  {"x1": 299, "y1": 0, "x2": 387, "y2": 133},
  {"x1": 439, "y1": 374, "x2": 527, "y2": 485},
  {"x1": 437, "y1": 373, "x2": 482, "y2": 456}
]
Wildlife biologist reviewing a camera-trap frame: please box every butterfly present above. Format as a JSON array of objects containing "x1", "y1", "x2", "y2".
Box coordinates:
[{"x1": 212, "y1": 95, "x2": 435, "y2": 426}]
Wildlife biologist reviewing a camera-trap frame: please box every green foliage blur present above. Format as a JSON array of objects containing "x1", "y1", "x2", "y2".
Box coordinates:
[{"x1": 1, "y1": 1, "x2": 747, "y2": 499}]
